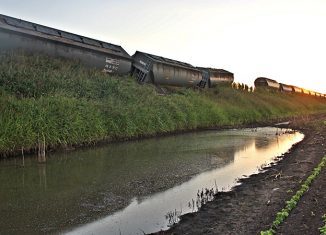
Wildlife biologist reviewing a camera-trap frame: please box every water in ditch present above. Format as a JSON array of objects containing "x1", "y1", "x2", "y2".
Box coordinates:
[{"x1": 0, "y1": 127, "x2": 304, "y2": 234}]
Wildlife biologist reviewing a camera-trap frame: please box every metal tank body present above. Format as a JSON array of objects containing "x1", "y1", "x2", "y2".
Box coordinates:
[
  {"x1": 197, "y1": 67, "x2": 234, "y2": 88},
  {"x1": 302, "y1": 89, "x2": 310, "y2": 95},
  {"x1": 254, "y1": 77, "x2": 280, "y2": 90},
  {"x1": 0, "y1": 14, "x2": 132, "y2": 75},
  {"x1": 132, "y1": 51, "x2": 202, "y2": 87},
  {"x1": 292, "y1": 86, "x2": 303, "y2": 93},
  {"x1": 279, "y1": 83, "x2": 294, "y2": 92},
  {"x1": 316, "y1": 93, "x2": 322, "y2": 97}
]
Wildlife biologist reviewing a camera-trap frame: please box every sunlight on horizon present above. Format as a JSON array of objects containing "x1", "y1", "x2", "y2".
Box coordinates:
[{"x1": 0, "y1": 0, "x2": 325, "y2": 93}]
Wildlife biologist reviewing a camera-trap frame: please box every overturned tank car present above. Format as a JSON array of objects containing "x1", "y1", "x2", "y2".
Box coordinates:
[
  {"x1": 0, "y1": 14, "x2": 132, "y2": 75},
  {"x1": 196, "y1": 67, "x2": 234, "y2": 88},
  {"x1": 131, "y1": 51, "x2": 203, "y2": 87}
]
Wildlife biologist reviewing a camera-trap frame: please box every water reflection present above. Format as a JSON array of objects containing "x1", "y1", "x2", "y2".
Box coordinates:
[
  {"x1": 0, "y1": 128, "x2": 303, "y2": 234},
  {"x1": 38, "y1": 164, "x2": 47, "y2": 191}
]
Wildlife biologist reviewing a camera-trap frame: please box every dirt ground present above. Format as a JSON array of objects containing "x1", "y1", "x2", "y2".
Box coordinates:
[{"x1": 159, "y1": 114, "x2": 326, "y2": 235}]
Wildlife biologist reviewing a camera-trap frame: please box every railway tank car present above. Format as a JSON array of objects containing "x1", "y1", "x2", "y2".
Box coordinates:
[
  {"x1": 132, "y1": 51, "x2": 202, "y2": 87},
  {"x1": 279, "y1": 83, "x2": 293, "y2": 92},
  {"x1": 292, "y1": 86, "x2": 303, "y2": 93},
  {"x1": 254, "y1": 77, "x2": 280, "y2": 91},
  {"x1": 196, "y1": 67, "x2": 234, "y2": 88},
  {"x1": 255, "y1": 77, "x2": 325, "y2": 99},
  {"x1": 0, "y1": 14, "x2": 132, "y2": 75},
  {"x1": 302, "y1": 89, "x2": 310, "y2": 95}
]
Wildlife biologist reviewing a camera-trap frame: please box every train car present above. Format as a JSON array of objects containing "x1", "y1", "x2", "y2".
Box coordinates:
[
  {"x1": 254, "y1": 77, "x2": 280, "y2": 91},
  {"x1": 0, "y1": 14, "x2": 132, "y2": 75},
  {"x1": 279, "y1": 83, "x2": 293, "y2": 92},
  {"x1": 196, "y1": 67, "x2": 234, "y2": 88},
  {"x1": 132, "y1": 51, "x2": 202, "y2": 87},
  {"x1": 292, "y1": 86, "x2": 303, "y2": 93},
  {"x1": 302, "y1": 89, "x2": 310, "y2": 95}
]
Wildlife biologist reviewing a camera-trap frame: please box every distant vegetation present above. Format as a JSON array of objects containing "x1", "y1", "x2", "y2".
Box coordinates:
[{"x1": 0, "y1": 54, "x2": 326, "y2": 157}]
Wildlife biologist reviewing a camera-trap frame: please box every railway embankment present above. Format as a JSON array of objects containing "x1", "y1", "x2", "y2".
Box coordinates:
[{"x1": 1, "y1": 54, "x2": 326, "y2": 158}]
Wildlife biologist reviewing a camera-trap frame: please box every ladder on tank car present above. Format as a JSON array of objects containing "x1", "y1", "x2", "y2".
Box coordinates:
[
  {"x1": 136, "y1": 61, "x2": 152, "y2": 83},
  {"x1": 198, "y1": 71, "x2": 209, "y2": 88},
  {"x1": 136, "y1": 70, "x2": 147, "y2": 83}
]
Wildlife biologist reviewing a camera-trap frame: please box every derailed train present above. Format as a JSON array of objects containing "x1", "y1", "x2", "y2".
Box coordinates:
[
  {"x1": 254, "y1": 77, "x2": 325, "y2": 98},
  {"x1": 0, "y1": 14, "x2": 233, "y2": 88},
  {"x1": 0, "y1": 14, "x2": 324, "y2": 97}
]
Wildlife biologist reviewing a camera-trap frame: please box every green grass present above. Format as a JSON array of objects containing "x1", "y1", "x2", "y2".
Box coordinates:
[
  {"x1": 320, "y1": 214, "x2": 326, "y2": 235},
  {"x1": 261, "y1": 156, "x2": 326, "y2": 235},
  {"x1": 0, "y1": 54, "x2": 326, "y2": 156}
]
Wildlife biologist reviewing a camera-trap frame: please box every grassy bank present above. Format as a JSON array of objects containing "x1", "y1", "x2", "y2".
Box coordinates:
[{"x1": 0, "y1": 54, "x2": 326, "y2": 157}]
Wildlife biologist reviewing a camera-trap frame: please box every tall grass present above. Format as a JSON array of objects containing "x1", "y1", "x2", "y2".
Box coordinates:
[{"x1": 0, "y1": 54, "x2": 325, "y2": 157}]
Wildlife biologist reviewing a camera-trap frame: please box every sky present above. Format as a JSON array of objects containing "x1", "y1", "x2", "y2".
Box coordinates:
[{"x1": 0, "y1": 0, "x2": 325, "y2": 93}]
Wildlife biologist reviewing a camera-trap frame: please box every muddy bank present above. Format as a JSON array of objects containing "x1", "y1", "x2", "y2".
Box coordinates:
[{"x1": 160, "y1": 114, "x2": 326, "y2": 234}]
